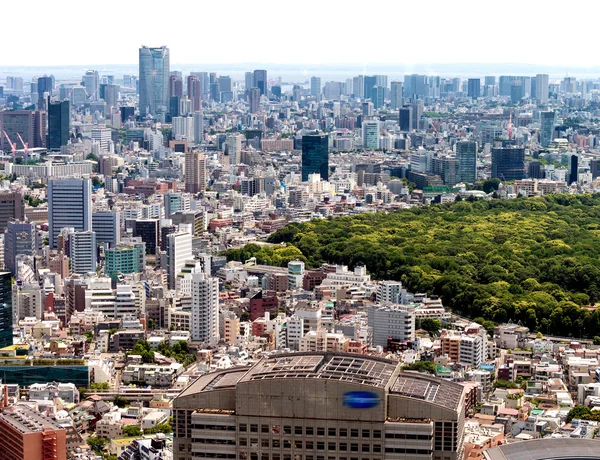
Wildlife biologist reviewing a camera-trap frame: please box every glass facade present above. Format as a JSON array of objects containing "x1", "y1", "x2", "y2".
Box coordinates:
[
  {"x1": 0, "y1": 365, "x2": 89, "y2": 387},
  {"x1": 139, "y1": 46, "x2": 170, "y2": 117},
  {"x1": 301, "y1": 135, "x2": 329, "y2": 182},
  {"x1": 457, "y1": 141, "x2": 477, "y2": 184},
  {"x1": 47, "y1": 99, "x2": 70, "y2": 149},
  {"x1": 0, "y1": 272, "x2": 11, "y2": 348}
]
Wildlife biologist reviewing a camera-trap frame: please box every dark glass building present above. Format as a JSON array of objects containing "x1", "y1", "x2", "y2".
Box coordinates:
[
  {"x1": 301, "y1": 134, "x2": 329, "y2": 182},
  {"x1": 491, "y1": 147, "x2": 525, "y2": 181},
  {"x1": 456, "y1": 140, "x2": 477, "y2": 184},
  {"x1": 47, "y1": 99, "x2": 70, "y2": 150},
  {"x1": 131, "y1": 219, "x2": 159, "y2": 255},
  {"x1": 467, "y1": 78, "x2": 481, "y2": 99},
  {"x1": 399, "y1": 107, "x2": 413, "y2": 131},
  {"x1": 253, "y1": 70, "x2": 268, "y2": 96},
  {"x1": 0, "y1": 272, "x2": 12, "y2": 348}
]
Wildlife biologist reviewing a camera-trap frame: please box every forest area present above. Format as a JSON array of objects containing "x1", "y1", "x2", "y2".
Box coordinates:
[{"x1": 226, "y1": 194, "x2": 600, "y2": 338}]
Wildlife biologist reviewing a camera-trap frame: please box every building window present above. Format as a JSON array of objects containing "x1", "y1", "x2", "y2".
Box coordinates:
[
  {"x1": 239, "y1": 424, "x2": 247, "y2": 432},
  {"x1": 317, "y1": 442, "x2": 325, "y2": 450},
  {"x1": 339, "y1": 428, "x2": 347, "y2": 437},
  {"x1": 317, "y1": 427, "x2": 325, "y2": 436},
  {"x1": 261, "y1": 425, "x2": 269, "y2": 433},
  {"x1": 350, "y1": 429, "x2": 359, "y2": 438},
  {"x1": 328, "y1": 428, "x2": 336, "y2": 437},
  {"x1": 250, "y1": 424, "x2": 258, "y2": 433},
  {"x1": 361, "y1": 430, "x2": 370, "y2": 438},
  {"x1": 295, "y1": 426, "x2": 303, "y2": 435},
  {"x1": 306, "y1": 427, "x2": 314, "y2": 436}
]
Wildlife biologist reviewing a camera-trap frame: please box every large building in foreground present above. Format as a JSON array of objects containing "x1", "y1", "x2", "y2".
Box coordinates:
[{"x1": 173, "y1": 352, "x2": 465, "y2": 460}]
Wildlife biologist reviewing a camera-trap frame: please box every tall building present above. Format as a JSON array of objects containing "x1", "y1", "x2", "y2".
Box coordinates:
[
  {"x1": 184, "y1": 151, "x2": 207, "y2": 194},
  {"x1": 0, "y1": 192, "x2": 24, "y2": 234},
  {"x1": 226, "y1": 133, "x2": 243, "y2": 165},
  {"x1": 130, "y1": 219, "x2": 159, "y2": 255},
  {"x1": 139, "y1": 46, "x2": 170, "y2": 118},
  {"x1": 310, "y1": 76, "x2": 321, "y2": 100},
  {"x1": 253, "y1": 69, "x2": 267, "y2": 96},
  {"x1": 412, "y1": 101, "x2": 424, "y2": 130},
  {"x1": 467, "y1": 78, "x2": 481, "y2": 99},
  {"x1": 47, "y1": 99, "x2": 70, "y2": 150},
  {"x1": 169, "y1": 75, "x2": 183, "y2": 98},
  {"x1": 164, "y1": 193, "x2": 190, "y2": 218},
  {"x1": 540, "y1": 110, "x2": 555, "y2": 148},
  {"x1": 92, "y1": 211, "x2": 120, "y2": 248},
  {"x1": 399, "y1": 106, "x2": 413, "y2": 131},
  {"x1": 244, "y1": 71, "x2": 254, "y2": 91},
  {"x1": 301, "y1": 133, "x2": 329, "y2": 181},
  {"x1": 82, "y1": 70, "x2": 99, "y2": 99},
  {"x1": 4, "y1": 220, "x2": 36, "y2": 276},
  {"x1": 167, "y1": 231, "x2": 192, "y2": 290},
  {"x1": 187, "y1": 75, "x2": 201, "y2": 111},
  {"x1": 190, "y1": 272, "x2": 219, "y2": 343},
  {"x1": 248, "y1": 87, "x2": 261, "y2": 113},
  {"x1": 69, "y1": 230, "x2": 97, "y2": 274},
  {"x1": 569, "y1": 154, "x2": 579, "y2": 185},
  {"x1": 173, "y1": 353, "x2": 466, "y2": 460},
  {"x1": 390, "y1": 81, "x2": 403, "y2": 110},
  {"x1": 371, "y1": 85, "x2": 385, "y2": 109},
  {"x1": 362, "y1": 120, "x2": 380, "y2": 149},
  {"x1": 0, "y1": 271, "x2": 12, "y2": 348},
  {"x1": 0, "y1": 406, "x2": 67, "y2": 460},
  {"x1": 491, "y1": 147, "x2": 525, "y2": 181},
  {"x1": 48, "y1": 179, "x2": 92, "y2": 249},
  {"x1": 456, "y1": 140, "x2": 477, "y2": 184},
  {"x1": 193, "y1": 111, "x2": 204, "y2": 145},
  {"x1": 91, "y1": 127, "x2": 111, "y2": 151},
  {"x1": 0, "y1": 110, "x2": 47, "y2": 150},
  {"x1": 369, "y1": 304, "x2": 416, "y2": 347},
  {"x1": 536, "y1": 74, "x2": 549, "y2": 104}
]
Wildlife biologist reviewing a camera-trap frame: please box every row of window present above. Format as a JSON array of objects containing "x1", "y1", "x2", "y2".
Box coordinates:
[
  {"x1": 385, "y1": 448, "x2": 432, "y2": 455},
  {"x1": 240, "y1": 455, "x2": 379, "y2": 460},
  {"x1": 239, "y1": 439, "x2": 381, "y2": 453},
  {"x1": 191, "y1": 438, "x2": 236, "y2": 445},
  {"x1": 192, "y1": 424, "x2": 236, "y2": 431},
  {"x1": 385, "y1": 433, "x2": 431, "y2": 440},
  {"x1": 239, "y1": 425, "x2": 382, "y2": 438}
]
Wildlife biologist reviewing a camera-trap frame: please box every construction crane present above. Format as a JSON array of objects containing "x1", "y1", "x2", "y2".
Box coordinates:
[
  {"x1": 15, "y1": 133, "x2": 29, "y2": 163},
  {"x1": 2, "y1": 131, "x2": 16, "y2": 157}
]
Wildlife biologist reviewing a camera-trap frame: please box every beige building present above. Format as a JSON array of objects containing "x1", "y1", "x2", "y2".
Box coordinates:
[{"x1": 173, "y1": 352, "x2": 466, "y2": 460}]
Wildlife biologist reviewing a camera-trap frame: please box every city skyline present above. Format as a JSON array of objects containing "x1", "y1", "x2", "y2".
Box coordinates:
[{"x1": 3, "y1": 0, "x2": 600, "y2": 68}]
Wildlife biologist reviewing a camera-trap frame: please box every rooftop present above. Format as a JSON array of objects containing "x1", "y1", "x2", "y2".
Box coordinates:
[{"x1": 484, "y1": 438, "x2": 600, "y2": 459}]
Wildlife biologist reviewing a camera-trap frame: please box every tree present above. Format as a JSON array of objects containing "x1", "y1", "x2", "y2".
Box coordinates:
[
  {"x1": 594, "y1": 336, "x2": 600, "y2": 346},
  {"x1": 87, "y1": 437, "x2": 107, "y2": 453},
  {"x1": 402, "y1": 360, "x2": 436, "y2": 374},
  {"x1": 147, "y1": 318, "x2": 156, "y2": 330},
  {"x1": 493, "y1": 379, "x2": 519, "y2": 389},
  {"x1": 123, "y1": 425, "x2": 143, "y2": 437},
  {"x1": 418, "y1": 318, "x2": 441, "y2": 335},
  {"x1": 567, "y1": 405, "x2": 592, "y2": 423},
  {"x1": 482, "y1": 178, "x2": 501, "y2": 193},
  {"x1": 84, "y1": 331, "x2": 93, "y2": 343},
  {"x1": 92, "y1": 176, "x2": 103, "y2": 187},
  {"x1": 113, "y1": 395, "x2": 128, "y2": 408},
  {"x1": 86, "y1": 153, "x2": 99, "y2": 162}
]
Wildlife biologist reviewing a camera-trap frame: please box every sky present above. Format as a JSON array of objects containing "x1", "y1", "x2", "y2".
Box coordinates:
[{"x1": 3, "y1": 0, "x2": 600, "y2": 68}]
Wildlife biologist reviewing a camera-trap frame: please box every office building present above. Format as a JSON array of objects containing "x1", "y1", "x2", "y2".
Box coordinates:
[
  {"x1": 404, "y1": 74, "x2": 429, "y2": 99},
  {"x1": 371, "y1": 85, "x2": 385, "y2": 109},
  {"x1": 390, "y1": 81, "x2": 403, "y2": 110},
  {"x1": 244, "y1": 72, "x2": 254, "y2": 91},
  {"x1": 190, "y1": 272, "x2": 220, "y2": 344},
  {"x1": 167, "y1": 231, "x2": 192, "y2": 290},
  {"x1": 491, "y1": 147, "x2": 525, "y2": 181},
  {"x1": 569, "y1": 154, "x2": 579, "y2": 185},
  {"x1": 169, "y1": 74, "x2": 183, "y2": 98},
  {"x1": 0, "y1": 192, "x2": 24, "y2": 234},
  {"x1": 193, "y1": 110, "x2": 203, "y2": 144},
  {"x1": 4, "y1": 220, "x2": 36, "y2": 276},
  {"x1": 540, "y1": 110, "x2": 555, "y2": 147},
  {"x1": 399, "y1": 106, "x2": 413, "y2": 131},
  {"x1": 368, "y1": 304, "x2": 416, "y2": 348},
  {"x1": 0, "y1": 406, "x2": 67, "y2": 460},
  {"x1": 47, "y1": 99, "x2": 70, "y2": 150},
  {"x1": 173, "y1": 353, "x2": 466, "y2": 460},
  {"x1": 248, "y1": 87, "x2": 261, "y2": 113},
  {"x1": 310, "y1": 76, "x2": 321, "y2": 100},
  {"x1": 91, "y1": 127, "x2": 111, "y2": 151},
  {"x1": 253, "y1": 69, "x2": 267, "y2": 96},
  {"x1": 301, "y1": 133, "x2": 329, "y2": 181},
  {"x1": 536, "y1": 74, "x2": 549, "y2": 104},
  {"x1": 184, "y1": 151, "x2": 207, "y2": 194},
  {"x1": 105, "y1": 243, "x2": 145, "y2": 279},
  {"x1": 456, "y1": 140, "x2": 478, "y2": 183},
  {"x1": 187, "y1": 75, "x2": 201, "y2": 111},
  {"x1": 467, "y1": 79, "x2": 481, "y2": 99},
  {"x1": 0, "y1": 110, "x2": 46, "y2": 150},
  {"x1": 139, "y1": 46, "x2": 170, "y2": 117},
  {"x1": 82, "y1": 70, "x2": 99, "y2": 99},
  {"x1": 48, "y1": 179, "x2": 92, "y2": 249},
  {"x1": 376, "y1": 280, "x2": 404, "y2": 304},
  {"x1": 164, "y1": 193, "x2": 190, "y2": 218},
  {"x1": 69, "y1": 230, "x2": 96, "y2": 274},
  {"x1": 362, "y1": 120, "x2": 380, "y2": 149},
  {"x1": 412, "y1": 101, "x2": 424, "y2": 130},
  {"x1": 0, "y1": 272, "x2": 11, "y2": 348},
  {"x1": 226, "y1": 133, "x2": 243, "y2": 165},
  {"x1": 130, "y1": 219, "x2": 159, "y2": 255},
  {"x1": 92, "y1": 211, "x2": 120, "y2": 248}
]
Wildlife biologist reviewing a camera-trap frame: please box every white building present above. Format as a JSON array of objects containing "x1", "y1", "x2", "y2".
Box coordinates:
[
  {"x1": 167, "y1": 232, "x2": 192, "y2": 290},
  {"x1": 321, "y1": 265, "x2": 371, "y2": 288},
  {"x1": 91, "y1": 127, "x2": 112, "y2": 151},
  {"x1": 191, "y1": 273, "x2": 220, "y2": 345},
  {"x1": 362, "y1": 120, "x2": 380, "y2": 149},
  {"x1": 226, "y1": 133, "x2": 243, "y2": 165},
  {"x1": 69, "y1": 230, "x2": 97, "y2": 274},
  {"x1": 368, "y1": 304, "x2": 415, "y2": 348},
  {"x1": 48, "y1": 178, "x2": 92, "y2": 249},
  {"x1": 376, "y1": 280, "x2": 405, "y2": 304}
]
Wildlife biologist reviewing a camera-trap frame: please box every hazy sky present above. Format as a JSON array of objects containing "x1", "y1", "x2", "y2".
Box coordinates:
[{"x1": 3, "y1": 0, "x2": 600, "y2": 67}]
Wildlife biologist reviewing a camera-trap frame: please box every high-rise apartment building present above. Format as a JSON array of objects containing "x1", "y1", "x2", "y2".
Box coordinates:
[
  {"x1": 193, "y1": 111, "x2": 204, "y2": 145},
  {"x1": 190, "y1": 272, "x2": 220, "y2": 343},
  {"x1": 301, "y1": 134, "x2": 329, "y2": 181},
  {"x1": 48, "y1": 179, "x2": 92, "y2": 249},
  {"x1": 253, "y1": 69, "x2": 267, "y2": 96},
  {"x1": 167, "y1": 231, "x2": 193, "y2": 290},
  {"x1": 368, "y1": 304, "x2": 416, "y2": 347},
  {"x1": 467, "y1": 79, "x2": 481, "y2": 99},
  {"x1": 4, "y1": 220, "x2": 36, "y2": 276},
  {"x1": 536, "y1": 74, "x2": 549, "y2": 104},
  {"x1": 244, "y1": 72, "x2": 254, "y2": 91},
  {"x1": 491, "y1": 147, "x2": 525, "y2": 181},
  {"x1": 371, "y1": 85, "x2": 385, "y2": 109},
  {"x1": 456, "y1": 140, "x2": 478, "y2": 184},
  {"x1": 310, "y1": 76, "x2": 322, "y2": 100},
  {"x1": 47, "y1": 99, "x2": 70, "y2": 150},
  {"x1": 226, "y1": 133, "x2": 243, "y2": 165},
  {"x1": 390, "y1": 81, "x2": 403, "y2": 110},
  {"x1": 540, "y1": 110, "x2": 555, "y2": 147},
  {"x1": 0, "y1": 192, "x2": 24, "y2": 234},
  {"x1": 69, "y1": 230, "x2": 97, "y2": 274},
  {"x1": 248, "y1": 87, "x2": 261, "y2": 113},
  {"x1": 139, "y1": 46, "x2": 170, "y2": 118},
  {"x1": 187, "y1": 75, "x2": 201, "y2": 112},
  {"x1": 173, "y1": 353, "x2": 466, "y2": 460},
  {"x1": 184, "y1": 151, "x2": 207, "y2": 194},
  {"x1": 169, "y1": 75, "x2": 183, "y2": 98}
]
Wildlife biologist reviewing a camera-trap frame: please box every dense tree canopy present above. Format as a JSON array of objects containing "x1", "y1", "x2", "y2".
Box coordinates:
[{"x1": 228, "y1": 194, "x2": 600, "y2": 338}]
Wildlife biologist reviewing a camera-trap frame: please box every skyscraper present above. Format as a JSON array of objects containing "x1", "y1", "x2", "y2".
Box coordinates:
[
  {"x1": 363, "y1": 75, "x2": 377, "y2": 100},
  {"x1": 184, "y1": 151, "x2": 207, "y2": 194},
  {"x1": 0, "y1": 191, "x2": 25, "y2": 234},
  {"x1": 371, "y1": 86, "x2": 385, "y2": 109},
  {"x1": 187, "y1": 75, "x2": 201, "y2": 111},
  {"x1": 253, "y1": 69, "x2": 267, "y2": 96},
  {"x1": 193, "y1": 111, "x2": 204, "y2": 145},
  {"x1": 310, "y1": 76, "x2": 321, "y2": 101},
  {"x1": 390, "y1": 81, "x2": 403, "y2": 110},
  {"x1": 362, "y1": 120, "x2": 380, "y2": 149},
  {"x1": 467, "y1": 79, "x2": 481, "y2": 99},
  {"x1": 69, "y1": 230, "x2": 97, "y2": 274},
  {"x1": 0, "y1": 110, "x2": 47, "y2": 149},
  {"x1": 536, "y1": 74, "x2": 549, "y2": 105},
  {"x1": 226, "y1": 133, "x2": 243, "y2": 165},
  {"x1": 139, "y1": 46, "x2": 170, "y2": 118},
  {"x1": 169, "y1": 75, "x2": 183, "y2": 98},
  {"x1": 47, "y1": 98, "x2": 70, "y2": 150},
  {"x1": 82, "y1": 70, "x2": 99, "y2": 100},
  {"x1": 48, "y1": 179, "x2": 92, "y2": 249},
  {"x1": 540, "y1": 110, "x2": 555, "y2": 147},
  {"x1": 167, "y1": 231, "x2": 193, "y2": 290},
  {"x1": 92, "y1": 211, "x2": 120, "y2": 248},
  {"x1": 399, "y1": 107, "x2": 413, "y2": 131},
  {"x1": 244, "y1": 72, "x2": 254, "y2": 91},
  {"x1": 4, "y1": 220, "x2": 36, "y2": 276},
  {"x1": 0, "y1": 271, "x2": 12, "y2": 348},
  {"x1": 301, "y1": 133, "x2": 329, "y2": 181},
  {"x1": 190, "y1": 272, "x2": 220, "y2": 343},
  {"x1": 491, "y1": 147, "x2": 525, "y2": 181},
  {"x1": 456, "y1": 140, "x2": 477, "y2": 183},
  {"x1": 569, "y1": 154, "x2": 579, "y2": 185},
  {"x1": 248, "y1": 87, "x2": 260, "y2": 113}
]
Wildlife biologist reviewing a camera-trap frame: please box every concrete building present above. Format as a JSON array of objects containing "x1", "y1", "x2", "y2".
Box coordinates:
[
  {"x1": 184, "y1": 151, "x2": 207, "y2": 194},
  {"x1": 173, "y1": 353, "x2": 466, "y2": 460},
  {"x1": 191, "y1": 273, "x2": 219, "y2": 344},
  {"x1": 48, "y1": 179, "x2": 92, "y2": 249},
  {"x1": 167, "y1": 232, "x2": 193, "y2": 290},
  {"x1": 69, "y1": 230, "x2": 96, "y2": 274},
  {"x1": 368, "y1": 304, "x2": 416, "y2": 348},
  {"x1": 0, "y1": 406, "x2": 67, "y2": 460},
  {"x1": 92, "y1": 211, "x2": 120, "y2": 248},
  {"x1": 4, "y1": 220, "x2": 37, "y2": 276},
  {"x1": 0, "y1": 191, "x2": 24, "y2": 234},
  {"x1": 376, "y1": 281, "x2": 405, "y2": 304}
]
